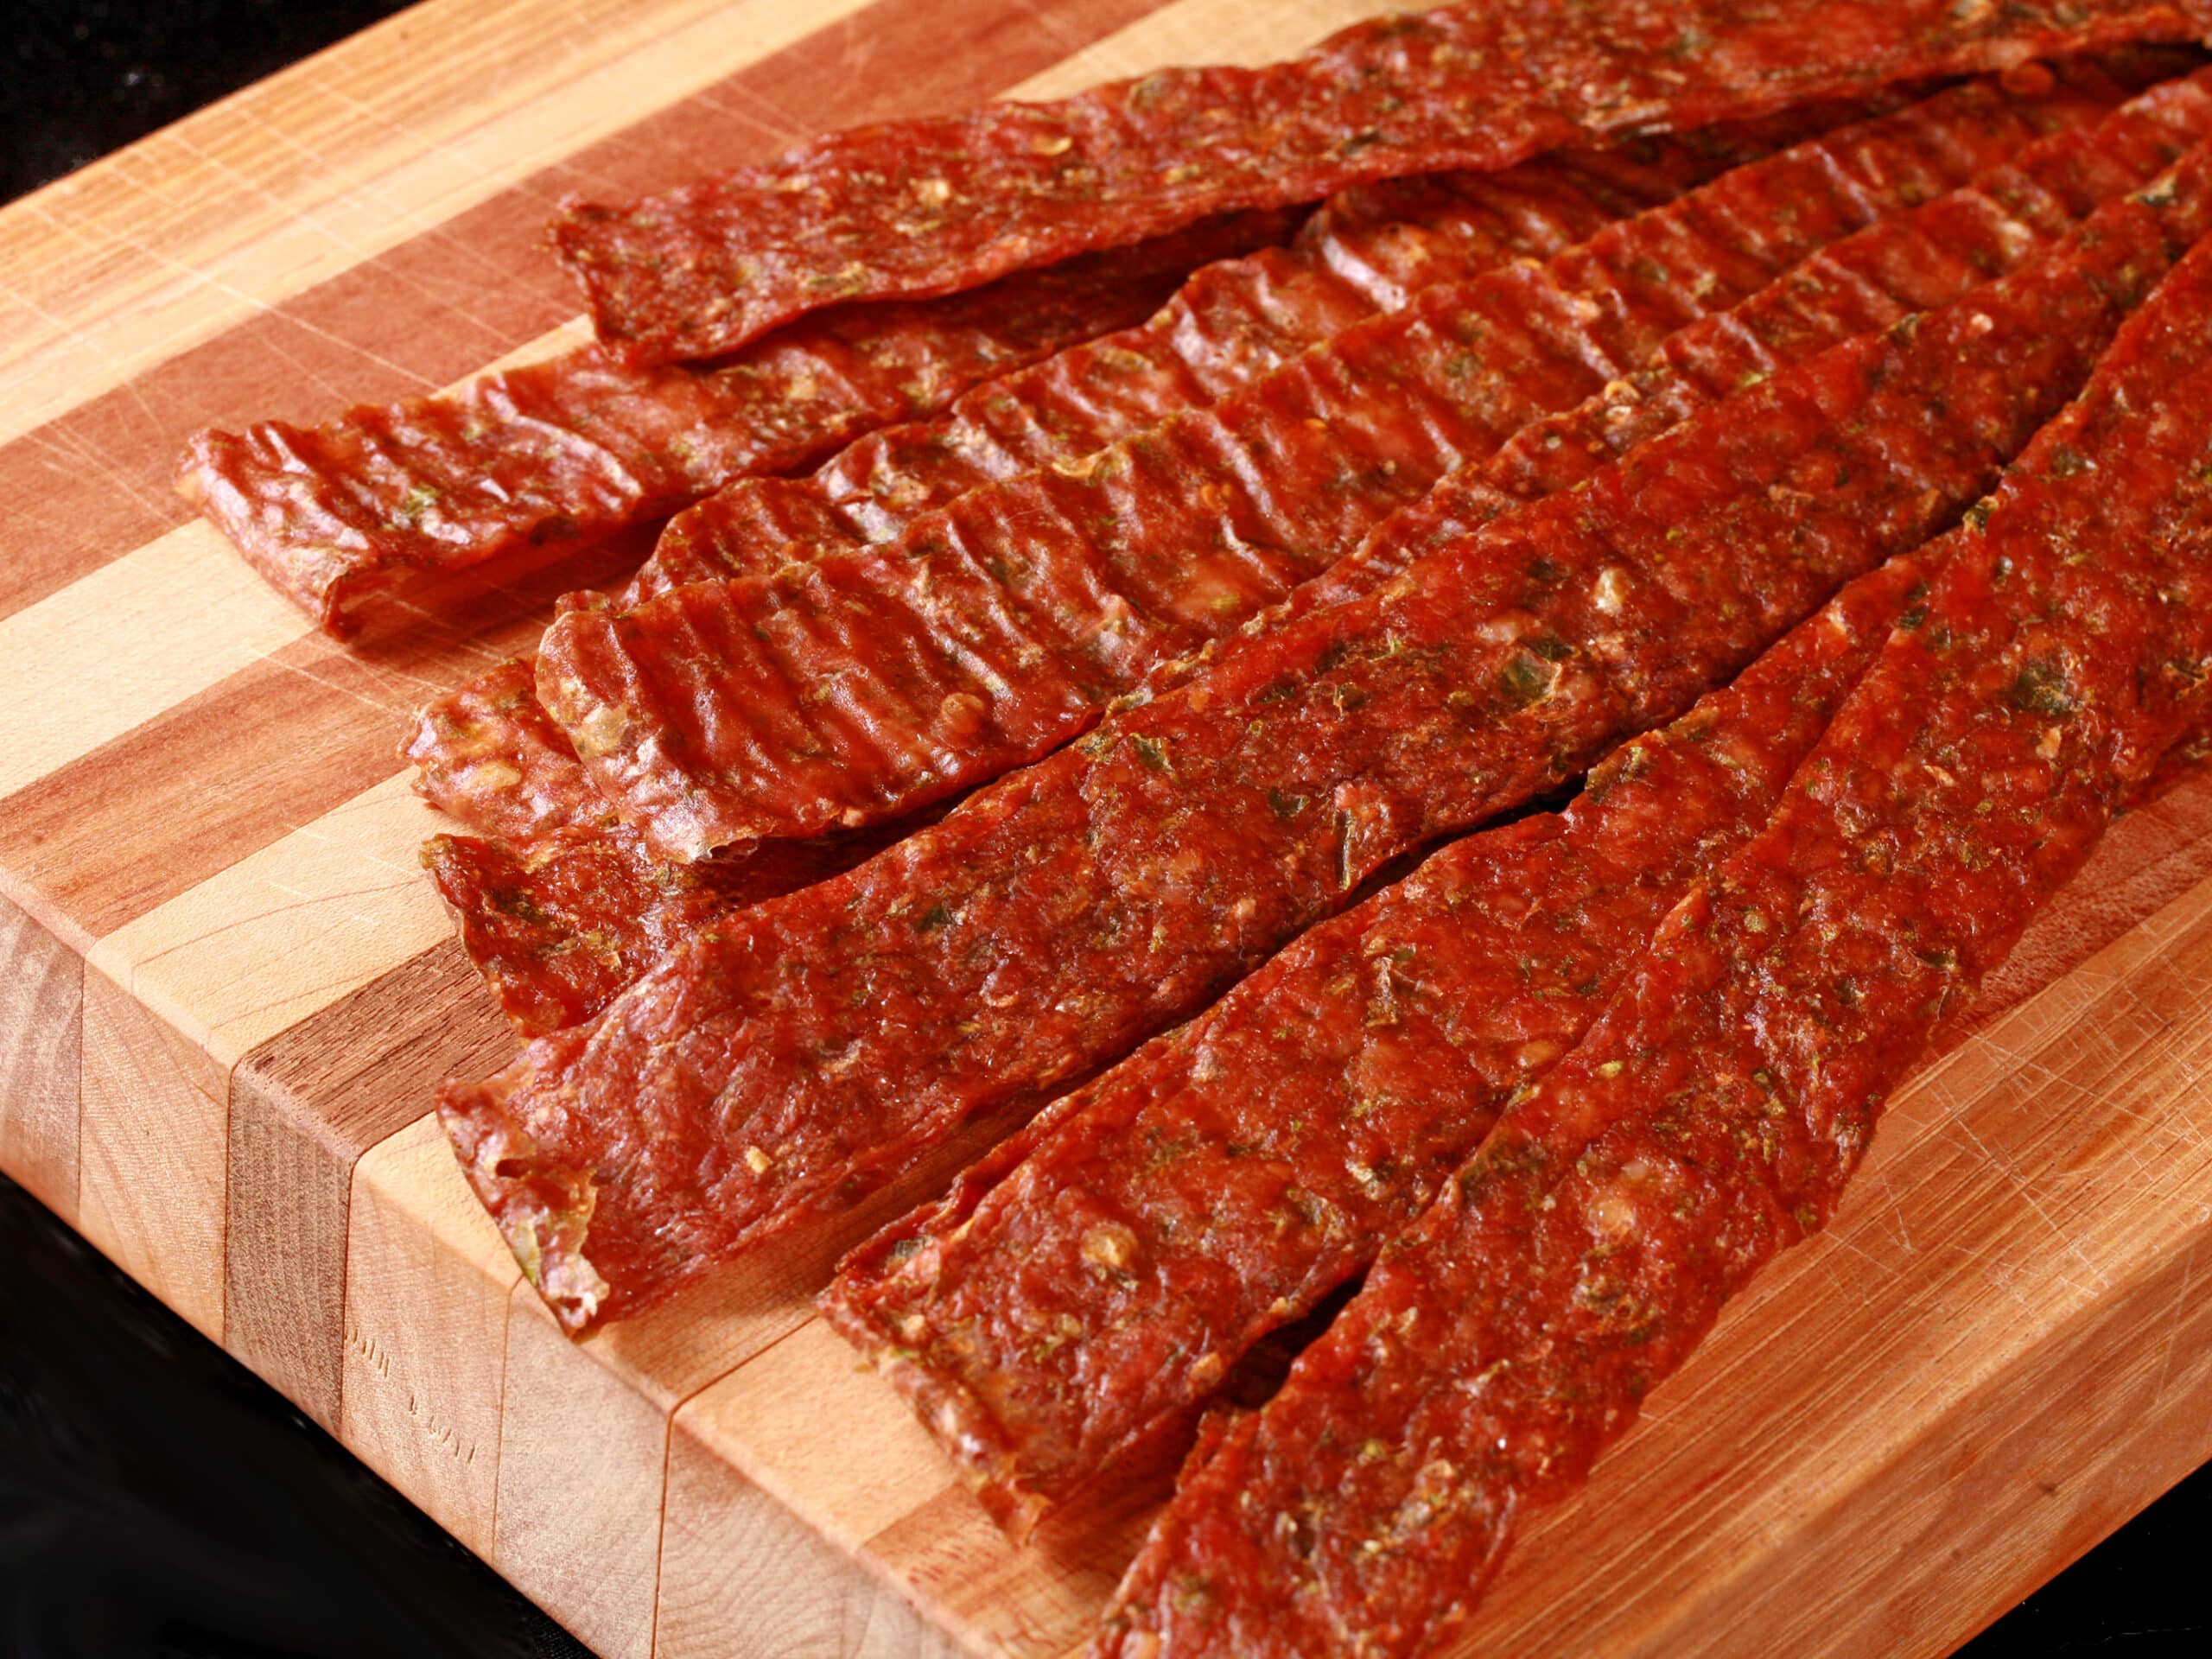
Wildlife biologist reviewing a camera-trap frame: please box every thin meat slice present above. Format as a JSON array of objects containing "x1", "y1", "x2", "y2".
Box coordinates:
[
  {"x1": 178, "y1": 213, "x2": 1291, "y2": 636},
  {"x1": 1093, "y1": 234, "x2": 2212, "y2": 1659},
  {"x1": 427, "y1": 70, "x2": 2212, "y2": 1038},
  {"x1": 631, "y1": 103, "x2": 1887, "y2": 595},
  {"x1": 438, "y1": 151, "x2": 2212, "y2": 1332},
  {"x1": 402, "y1": 658, "x2": 617, "y2": 846},
  {"x1": 422, "y1": 817, "x2": 930, "y2": 1036},
  {"x1": 551, "y1": 0, "x2": 2212, "y2": 364},
  {"x1": 539, "y1": 76, "x2": 2133, "y2": 861},
  {"x1": 411, "y1": 105, "x2": 1863, "y2": 853},
  {"x1": 819, "y1": 552, "x2": 1926, "y2": 1533},
  {"x1": 1146, "y1": 59, "x2": 2212, "y2": 674}
]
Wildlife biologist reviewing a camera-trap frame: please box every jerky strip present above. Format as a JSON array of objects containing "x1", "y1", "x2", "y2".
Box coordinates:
[
  {"x1": 178, "y1": 213, "x2": 1289, "y2": 636},
  {"x1": 633, "y1": 104, "x2": 1883, "y2": 596},
  {"x1": 1094, "y1": 241, "x2": 2212, "y2": 1659},
  {"x1": 1262, "y1": 64, "x2": 2212, "y2": 624},
  {"x1": 439, "y1": 149, "x2": 2208, "y2": 1332},
  {"x1": 819, "y1": 552, "x2": 1928, "y2": 1532},
  {"x1": 422, "y1": 817, "x2": 927, "y2": 1036},
  {"x1": 402, "y1": 658, "x2": 616, "y2": 847},
  {"x1": 413, "y1": 108, "x2": 1833, "y2": 848},
  {"x1": 551, "y1": 0, "x2": 2212, "y2": 364},
  {"x1": 540, "y1": 77, "x2": 2123, "y2": 859},
  {"x1": 428, "y1": 70, "x2": 2210, "y2": 1034}
]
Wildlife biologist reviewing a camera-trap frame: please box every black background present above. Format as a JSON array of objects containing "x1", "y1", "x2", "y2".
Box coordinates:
[{"x1": 1, "y1": 3, "x2": 2207, "y2": 1655}]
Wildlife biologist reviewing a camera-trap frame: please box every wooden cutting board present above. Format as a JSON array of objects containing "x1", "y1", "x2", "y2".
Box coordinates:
[{"x1": 5, "y1": 2, "x2": 2212, "y2": 1654}]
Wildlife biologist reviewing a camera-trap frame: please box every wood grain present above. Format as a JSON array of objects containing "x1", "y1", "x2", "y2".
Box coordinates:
[
  {"x1": 659, "y1": 1423, "x2": 967, "y2": 1659},
  {"x1": 0, "y1": 891, "x2": 80, "y2": 1222},
  {"x1": 0, "y1": 0, "x2": 876, "y2": 447},
  {"x1": 343, "y1": 1112, "x2": 518, "y2": 1560},
  {"x1": 0, "y1": 0, "x2": 1167, "y2": 629},
  {"x1": 77, "y1": 957, "x2": 229, "y2": 1339},
  {"x1": 3, "y1": 1, "x2": 2210, "y2": 1656},
  {"x1": 230, "y1": 938, "x2": 517, "y2": 1427}
]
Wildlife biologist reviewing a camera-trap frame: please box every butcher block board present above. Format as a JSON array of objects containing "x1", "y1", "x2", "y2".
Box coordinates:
[{"x1": 6, "y1": 1, "x2": 2212, "y2": 1654}]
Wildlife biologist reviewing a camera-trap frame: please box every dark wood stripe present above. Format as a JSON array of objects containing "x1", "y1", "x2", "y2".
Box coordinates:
[
  {"x1": 228, "y1": 937, "x2": 518, "y2": 1430},
  {"x1": 0, "y1": 0, "x2": 1169, "y2": 625}
]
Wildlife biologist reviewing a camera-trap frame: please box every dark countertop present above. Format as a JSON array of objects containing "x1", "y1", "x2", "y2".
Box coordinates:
[{"x1": 1, "y1": 4, "x2": 2206, "y2": 1656}]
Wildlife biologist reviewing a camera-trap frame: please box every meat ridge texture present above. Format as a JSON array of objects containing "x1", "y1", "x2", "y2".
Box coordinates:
[
  {"x1": 401, "y1": 112, "x2": 1857, "y2": 1033},
  {"x1": 1223, "y1": 63, "x2": 2212, "y2": 631},
  {"x1": 536, "y1": 74, "x2": 2133, "y2": 862},
  {"x1": 550, "y1": 0, "x2": 2212, "y2": 364},
  {"x1": 437, "y1": 142, "x2": 2212, "y2": 1332},
  {"x1": 818, "y1": 551, "x2": 1929, "y2": 1534},
  {"x1": 433, "y1": 71, "x2": 2212, "y2": 1041},
  {"x1": 177, "y1": 213, "x2": 1291, "y2": 636},
  {"x1": 627, "y1": 100, "x2": 1890, "y2": 597},
  {"x1": 410, "y1": 103, "x2": 1827, "y2": 851},
  {"x1": 1092, "y1": 225, "x2": 2212, "y2": 1659}
]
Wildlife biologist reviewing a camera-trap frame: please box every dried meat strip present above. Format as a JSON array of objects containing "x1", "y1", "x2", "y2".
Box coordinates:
[
  {"x1": 819, "y1": 551, "x2": 1928, "y2": 1532},
  {"x1": 424, "y1": 70, "x2": 2212, "y2": 1038},
  {"x1": 551, "y1": 0, "x2": 2212, "y2": 365},
  {"x1": 422, "y1": 817, "x2": 931, "y2": 1035},
  {"x1": 1260, "y1": 65, "x2": 2212, "y2": 625},
  {"x1": 538, "y1": 76, "x2": 2126, "y2": 861},
  {"x1": 402, "y1": 658, "x2": 617, "y2": 846},
  {"x1": 439, "y1": 150, "x2": 2209, "y2": 1332},
  {"x1": 179, "y1": 213, "x2": 1290, "y2": 636},
  {"x1": 1092, "y1": 233, "x2": 2212, "y2": 1659},
  {"x1": 410, "y1": 106, "x2": 1851, "y2": 849},
  {"x1": 632, "y1": 103, "x2": 1883, "y2": 596}
]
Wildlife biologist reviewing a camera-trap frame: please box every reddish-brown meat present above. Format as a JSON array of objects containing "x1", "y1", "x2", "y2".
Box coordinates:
[
  {"x1": 411, "y1": 106, "x2": 1847, "y2": 848},
  {"x1": 820, "y1": 551, "x2": 1926, "y2": 1532},
  {"x1": 178, "y1": 213, "x2": 1290, "y2": 636},
  {"x1": 425, "y1": 72, "x2": 2212, "y2": 1037},
  {"x1": 438, "y1": 150, "x2": 2209, "y2": 1332},
  {"x1": 1093, "y1": 233, "x2": 2212, "y2": 1659},
  {"x1": 1164, "y1": 60, "x2": 2212, "y2": 683},
  {"x1": 402, "y1": 658, "x2": 616, "y2": 846},
  {"x1": 551, "y1": 0, "x2": 2212, "y2": 364},
  {"x1": 629, "y1": 103, "x2": 1889, "y2": 596},
  {"x1": 538, "y1": 76, "x2": 2128, "y2": 861},
  {"x1": 422, "y1": 817, "x2": 931, "y2": 1035}
]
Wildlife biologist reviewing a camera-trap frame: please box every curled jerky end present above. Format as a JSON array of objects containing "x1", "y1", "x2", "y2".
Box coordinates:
[
  {"x1": 436, "y1": 1069, "x2": 610, "y2": 1334},
  {"x1": 816, "y1": 1267, "x2": 1049, "y2": 1539},
  {"x1": 176, "y1": 428, "x2": 370, "y2": 638}
]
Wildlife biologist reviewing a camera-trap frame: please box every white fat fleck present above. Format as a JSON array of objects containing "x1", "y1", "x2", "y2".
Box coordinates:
[
  {"x1": 1592, "y1": 566, "x2": 1630, "y2": 616},
  {"x1": 569, "y1": 700, "x2": 628, "y2": 761},
  {"x1": 1587, "y1": 1187, "x2": 1639, "y2": 1241},
  {"x1": 466, "y1": 760, "x2": 524, "y2": 791}
]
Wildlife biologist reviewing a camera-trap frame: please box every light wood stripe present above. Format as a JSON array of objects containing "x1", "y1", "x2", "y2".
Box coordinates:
[
  {"x1": 79, "y1": 958, "x2": 230, "y2": 1339},
  {"x1": 88, "y1": 771, "x2": 453, "y2": 1065},
  {"x1": 1012, "y1": 0, "x2": 1397, "y2": 91},
  {"x1": 0, "y1": 523, "x2": 305, "y2": 817},
  {"x1": 0, "y1": 893, "x2": 82, "y2": 1223},
  {"x1": 344, "y1": 1112, "x2": 520, "y2": 1560}
]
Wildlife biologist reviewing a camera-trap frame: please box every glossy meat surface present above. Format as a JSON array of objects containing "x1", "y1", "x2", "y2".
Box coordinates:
[
  {"x1": 554, "y1": 0, "x2": 2212, "y2": 363},
  {"x1": 439, "y1": 146, "x2": 2209, "y2": 1331},
  {"x1": 1096, "y1": 232, "x2": 2212, "y2": 1659}
]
